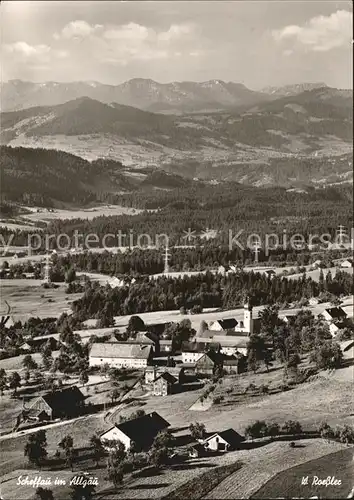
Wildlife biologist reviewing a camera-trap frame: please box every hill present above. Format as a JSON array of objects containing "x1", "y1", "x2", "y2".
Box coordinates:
[
  {"x1": 0, "y1": 88, "x2": 352, "y2": 187},
  {"x1": 0, "y1": 146, "x2": 136, "y2": 206}
]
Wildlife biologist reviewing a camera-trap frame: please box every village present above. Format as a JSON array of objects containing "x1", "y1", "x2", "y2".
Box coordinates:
[{"x1": 0, "y1": 243, "x2": 353, "y2": 499}]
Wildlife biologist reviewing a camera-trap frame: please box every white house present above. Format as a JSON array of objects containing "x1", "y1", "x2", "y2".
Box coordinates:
[
  {"x1": 100, "y1": 411, "x2": 170, "y2": 451},
  {"x1": 203, "y1": 429, "x2": 243, "y2": 452},
  {"x1": 89, "y1": 342, "x2": 152, "y2": 369},
  {"x1": 181, "y1": 342, "x2": 207, "y2": 364}
]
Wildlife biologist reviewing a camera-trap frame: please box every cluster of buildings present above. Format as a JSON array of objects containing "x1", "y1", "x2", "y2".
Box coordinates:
[
  {"x1": 100, "y1": 410, "x2": 244, "y2": 457},
  {"x1": 88, "y1": 303, "x2": 256, "y2": 378}
]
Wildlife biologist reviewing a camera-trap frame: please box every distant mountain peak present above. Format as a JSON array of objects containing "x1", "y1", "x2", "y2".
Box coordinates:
[{"x1": 262, "y1": 82, "x2": 329, "y2": 97}]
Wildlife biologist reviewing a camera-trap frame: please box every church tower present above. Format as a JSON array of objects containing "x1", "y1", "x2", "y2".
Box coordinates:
[{"x1": 244, "y1": 301, "x2": 253, "y2": 335}]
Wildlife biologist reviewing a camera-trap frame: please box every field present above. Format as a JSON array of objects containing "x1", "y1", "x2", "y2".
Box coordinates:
[
  {"x1": 96, "y1": 439, "x2": 348, "y2": 499},
  {"x1": 252, "y1": 447, "x2": 354, "y2": 499},
  {"x1": 0, "y1": 280, "x2": 83, "y2": 320},
  {"x1": 22, "y1": 204, "x2": 143, "y2": 223},
  {"x1": 0, "y1": 372, "x2": 353, "y2": 498},
  {"x1": 205, "y1": 440, "x2": 351, "y2": 499}
]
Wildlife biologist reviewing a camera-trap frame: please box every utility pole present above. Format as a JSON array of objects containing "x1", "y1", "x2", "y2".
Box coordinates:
[
  {"x1": 163, "y1": 243, "x2": 171, "y2": 274},
  {"x1": 42, "y1": 253, "x2": 51, "y2": 283},
  {"x1": 336, "y1": 225, "x2": 347, "y2": 247},
  {"x1": 252, "y1": 241, "x2": 261, "y2": 265}
]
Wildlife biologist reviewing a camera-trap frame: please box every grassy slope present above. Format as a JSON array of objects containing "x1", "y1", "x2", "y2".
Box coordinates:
[{"x1": 252, "y1": 447, "x2": 354, "y2": 499}]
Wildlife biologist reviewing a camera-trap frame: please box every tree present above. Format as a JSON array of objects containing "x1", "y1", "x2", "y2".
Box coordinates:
[
  {"x1": 319, "y1": 422, "x2": 334, "y2": 441},
  {"x1": 90, "y1": 434, "x2": 104, "y2": 467},
  {"x1": 245, "y1": 420, "x2": 268, "y2": 439},
  {"x1": 189, "y1": 422, "x2": 206, "y2": 440},
  {"x1": 65, "y1": 267, "x2": 76, "y2": 284},
  {"x1": 286, "y1": 353, "x2": 301, "y2": 380},
  {"x1": 149, "y1": 446, "x2": 169, "y2": 468},
  {"x1": 259, "y1": 304, "x2": 281, "y2": 346},
  {"x1": 59, "y1": 434, "x2": 75, "y2": 470},
  {"x1": 282, "y1": 420, "x2": 302, "y2": 435},
  {"x1": 107, "y1": 441, "x2": 126, "y2": 489},
  {"x1": 110, "y1": 388, "x2": 120, "y2": 404},
  {"x1": 24, "y1": 430, "x2": 47, "y2": 466},
  {"x1": 42, "y1": 353, "x2": 54, "y2": 370},
  {"x1": 22, "y1": 354, "x2": 38, "y2": 371},
  {"x1": 59, "y1": 434, "x2": 74, "y2": 451},
  {"x1": 0, "y1": 368, "x2": 7, "y2": 396},
  {"x1": 310, "y1": 341, "x2": 343, "y2": 370},
  {"x1": 70, "y1": 482, "x2": 95, "y2": 500},
  {"x1": 9, "y1": 371, "x2": 21, "y2": 395},
  {"x1": 246, "y1": 335, "x2": 266, "y2": 373},
  {"x1": 35, "y1": 487, "x2": 54, "y2": 500},
  {"x1": 79, "y1": 369, "x2": 89, "y2": 387},
  {"x1": 337, "y1": 425, "x2": 354, "y2": 445},
  {"x1": 107, "y1": 463, "x2": 124, "y2": 489},
  {"x1": 267, "y1": 422, "x2": 280, "y2": 437},
  {"x1": 126, "y1": 316, "x2": 145, "y2": 338}
]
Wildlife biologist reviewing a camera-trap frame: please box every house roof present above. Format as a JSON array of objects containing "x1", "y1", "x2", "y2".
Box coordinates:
[
  {"x1": 213, "y1": 335, "x2": 250, "y2": 347},
  {"x1": 324, "y1": 307, "x2": 347, "y2": 319},
  {"x1": 182, "y1": 341, "x2": 208, "y2": 353},
  {"x1": 90, "y1": 342, "x2": 152, "y2": 359},
  {"x1": 154, "y1": 372, "x2": 177, "y2": 384},
  {"x1": 196, "y1": 350, "x2": 222, "y2": 365},
  {"x1": 104, "y1": 411, "x2": 170, "y2": 447},
  {"x1": 28, "y1": 386, "x2": 84, "y2": 412},
  {"x1": 189, "y1": 443, "x2": 208, "y2": 454},
  {"x1": 204, "y1": 428, "x2": 244, "y2": 446},
  {"x1": 211, "y1": 319, "x2": 238, "y2": 330}
]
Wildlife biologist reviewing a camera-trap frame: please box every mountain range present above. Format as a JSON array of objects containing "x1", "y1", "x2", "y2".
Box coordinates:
[
  {"x1": 0, "y1": 78, "x2": 331, "y2": 114},
  {"x1": 0, "y1": 81, "x2": 352, "y2": 191}
]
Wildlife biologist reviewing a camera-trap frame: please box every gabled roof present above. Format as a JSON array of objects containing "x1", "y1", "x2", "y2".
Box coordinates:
[
  {"x1": 182, "y1": 341, "x2": 208, "y2": 353},
  {"x1": 90, "y1": 342, "x2": 152, "y2": 359},
  {"x1": 324, "y1": 307, "x2": 347, "y2": 319},
  {"x1": 103, "y1": 412, "x2": 170, "y2": 448},
  {"x1": 154, "y1": 372, "x2": 177, "y2": 385},
  {"x1": 204, "y1": 428, "x2": 244, "y2": 446},
  {"x1": 211, "y1": 319, "x2": 238, "y2": 330},
  {"x1": 29, "y1": 386, "x2": 84, "y2": 412}
]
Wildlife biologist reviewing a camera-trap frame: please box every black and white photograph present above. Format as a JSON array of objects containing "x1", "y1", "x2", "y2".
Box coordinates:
[{"x1": 0, "y1": 1, "x2": 353, "y2": 499}]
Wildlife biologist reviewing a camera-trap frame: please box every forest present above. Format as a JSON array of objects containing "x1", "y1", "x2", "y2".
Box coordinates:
[{"x1": 70, "y1": 269, "x2": 354, "y2": 321}]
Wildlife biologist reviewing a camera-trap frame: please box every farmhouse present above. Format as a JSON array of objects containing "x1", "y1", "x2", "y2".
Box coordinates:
[
  {"x1": 24, "y1": 386, "x2": 85, "y2": 421},
  {"x1": 203, "y1": 429, "x2": 244, "y2": 452},
  {"x1": 153, "y1": 372, "x2": 178, "y2": 396},
  {"x1": 100, "y1": 411, "x2": 170, "y2": 451},
  {"x1": 195, "y1": 351, "x2": 223, "y2": 376},
  {"x1": 89, "y1": 342, "x2": 152, "y2": 368},
  {"x1": 181, "y1": 341, "x2": 209, "y2": 364},
  {"x1": 145, "y1": 366, "x2": 184, "y2": 385}
]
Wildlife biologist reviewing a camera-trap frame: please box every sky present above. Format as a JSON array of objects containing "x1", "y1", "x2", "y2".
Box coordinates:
[{"x1": 1, "y1": 1, "x2": 352, "y2": 89}]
